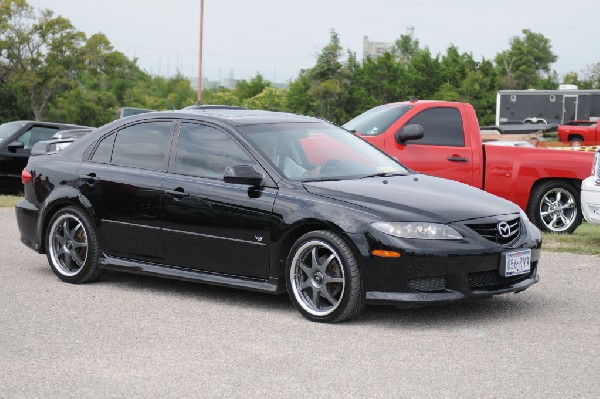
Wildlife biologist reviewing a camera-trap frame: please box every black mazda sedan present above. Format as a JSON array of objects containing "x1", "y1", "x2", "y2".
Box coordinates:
[{"x1": 15, "y1": 109, "x2": 541, "y2": 322}]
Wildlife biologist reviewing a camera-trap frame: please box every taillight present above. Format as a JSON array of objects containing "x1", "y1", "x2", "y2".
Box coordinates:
[{"x1": 21, "y1": 169, "x2": 32, "y2": 185}]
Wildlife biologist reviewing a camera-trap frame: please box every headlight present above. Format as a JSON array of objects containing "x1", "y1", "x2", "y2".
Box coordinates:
[{"x1": 371, "y1": 222, "x2": 462, "y2": 240}]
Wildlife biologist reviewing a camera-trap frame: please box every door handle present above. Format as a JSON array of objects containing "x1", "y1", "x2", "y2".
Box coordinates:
[
  {"x1": 164, "y1": 188, "x2": 189, "y2": 199},
  {"x1": 447, "y1": 156, "x2": 469, "y2": 163}
]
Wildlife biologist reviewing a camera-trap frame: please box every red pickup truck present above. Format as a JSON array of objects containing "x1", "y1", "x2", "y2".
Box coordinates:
[
  {"x1": 343, "y1": 100, "x2": 595, "y2": 233},
  {"x1": 557, "y1": 122, "x2": 600, "y2": 146}
]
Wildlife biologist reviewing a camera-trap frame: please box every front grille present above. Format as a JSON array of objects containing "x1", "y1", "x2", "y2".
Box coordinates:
[
  {"x1": 408, "y1": 276, "x2": 446, "y2": 292},
  {"x1": 468, "y1": 268, "x2": 532, "y2": 289},
  {"x1": 466, "y1": 217, "x2": 521, "y2": 245}
]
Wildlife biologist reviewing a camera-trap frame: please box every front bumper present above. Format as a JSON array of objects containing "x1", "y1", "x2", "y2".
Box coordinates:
[
  {"x1": 366, "y1": 265, "x2": 538, "y2": 306},
  {"x1": 581, "y1": 176, "x2": 600, "y2": 225},
  {"x1": 360, "y1": 221, "x2": 542, "y2": 306}
]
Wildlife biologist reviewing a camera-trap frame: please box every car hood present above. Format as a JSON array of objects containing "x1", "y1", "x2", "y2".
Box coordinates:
[{"x1": 303, "y1": 174, "x2": 519, "y2": 224}]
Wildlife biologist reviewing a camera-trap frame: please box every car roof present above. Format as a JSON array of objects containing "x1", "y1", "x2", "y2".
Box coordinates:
[{"x1": 131, "y1": 109, "x2": 322, "y2": 127}]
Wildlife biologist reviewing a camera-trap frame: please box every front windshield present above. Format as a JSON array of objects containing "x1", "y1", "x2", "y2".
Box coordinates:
[
  {"x1": 239, "y1": 122, "x2": 409, "y2": 181},
  {"x1": 0, "y1": 121, "x2": 24, "y2": 143},
  {"x1": 343, "y1": 104, "x2": 412, "y2": 136}
]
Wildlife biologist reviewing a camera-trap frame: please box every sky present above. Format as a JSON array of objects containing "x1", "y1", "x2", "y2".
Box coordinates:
[{"x1": 24, "y1": 0, "x2": 600, "y2": 85}]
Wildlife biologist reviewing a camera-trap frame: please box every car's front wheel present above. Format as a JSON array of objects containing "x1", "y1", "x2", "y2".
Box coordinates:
[
  {"x1": 46, "y1": 206, "x2": 101, "y2": 283},
  {"x1": 286, "y1": 230, "x2": 365, "y2": 323}
]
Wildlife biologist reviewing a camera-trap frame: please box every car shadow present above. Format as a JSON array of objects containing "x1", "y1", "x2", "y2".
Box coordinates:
[
  {"x1": 99, "y1": 269, "x2": 294, "y2": 312},
  {"x1": 98, "y1": 270, "x2": 544, "y2": 326}
]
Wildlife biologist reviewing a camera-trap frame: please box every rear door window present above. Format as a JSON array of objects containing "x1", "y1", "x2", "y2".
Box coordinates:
[{"x1": 98, "y1": 121, "x2": 173, "y2": 170}]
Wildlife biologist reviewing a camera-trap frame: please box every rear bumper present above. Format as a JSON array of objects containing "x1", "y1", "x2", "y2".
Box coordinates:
[{"x1": 15, "y1": 198, "x2": 43, "y2": 253}]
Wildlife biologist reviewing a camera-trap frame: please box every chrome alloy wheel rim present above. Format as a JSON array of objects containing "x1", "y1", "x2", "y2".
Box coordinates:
[
  {"x1": 539, "y1": 188, "x2": 577, "y2": 232},
  {"x1": 48, "y1": 214, "x2": 89, "y2": 276},
  {"x1": 290, "y1": 240, "x2": 345, "y2": 317}
]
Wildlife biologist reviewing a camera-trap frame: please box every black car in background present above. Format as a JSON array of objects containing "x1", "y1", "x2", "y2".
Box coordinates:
[
  {"x1": 15, "y1": 109, "x2": 542, "y2": 322},
  {"x1": 0, "y1": 121, "x2": 92, "y2": 193}
]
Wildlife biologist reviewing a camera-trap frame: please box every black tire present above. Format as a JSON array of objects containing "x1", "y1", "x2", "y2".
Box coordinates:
[
  {"x1": 286, "y1": 230, "x2": 365, "y2": 323},
  {"x1": 527, "y1": 181, "x2": 582, "y2": 234},
  {"x1": 45, "y1": 206, "x2": 101, "y2": 283}
]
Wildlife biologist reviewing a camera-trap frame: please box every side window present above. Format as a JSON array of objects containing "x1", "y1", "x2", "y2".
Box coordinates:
[
  {"x1": 18, "y1": 126, "x2": 59, "y2": 149},
  {"x1": 404, "y1": 107, "x2": 465, "y2": 147},
  {"x1": 110, "y1": 122, "x2": 172, "y2": 170},
  {"x1": 174, "y1": 123, "x2": 254, "y2": 179},
  {"x1": 90, "y1": 133, "x2": 116, "y2": 163}
]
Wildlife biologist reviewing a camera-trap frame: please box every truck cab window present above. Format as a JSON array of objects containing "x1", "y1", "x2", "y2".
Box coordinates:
[{"x1": 404, "y1": 107, "x2": 465, "y2": 147}]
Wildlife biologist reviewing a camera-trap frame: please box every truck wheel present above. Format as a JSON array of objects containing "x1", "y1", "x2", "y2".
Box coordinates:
[
  {"x1": 527, "y1": 181, "x2": 582, "y2": 234},
  {"x1": 286, "y1": 230, "x2": 365, "y2": 323},
  {"x1": 569, "y1": 136, "x2": 583, "y2": 148}
]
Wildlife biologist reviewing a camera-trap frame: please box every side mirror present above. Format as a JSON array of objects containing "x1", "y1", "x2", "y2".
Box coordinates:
[
  {"x1": 394, "y1": 124, "x2": 424, "y2": 144},
  {"x1": 224, "y1": 165, "x2": 264, "y2": 186},
  {"x1": 7, "y1": 141, "x2": 25, "y2": 153}
]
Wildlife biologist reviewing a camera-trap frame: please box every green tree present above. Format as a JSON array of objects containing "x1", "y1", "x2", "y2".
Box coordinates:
[
  {"x1": 495, "y1": 29, "x2": 558, "y2": 89},
  {"x1": 201, "y1": 88, "x2": 242, "y2": 106},
  {"x1": 393, "y1": 33, "x2": 421, "y2": 63},
  {"x1": 285, "y1": 69, "x2": 313, "y2": 115},
  {"x1": 285, "y1": 29, "x2": 351, "y2": 123},
  {"x1": 235, "y1": 73, "x2": 270, "y2": 101},
  {"x1": 580, "y1": 63, "x2": 600, "y2": 89},
  {"x1": 2, "y1": 1, "x2": 87, "y2": 120},
  {"x1": 242, "y1": 87, "x2": 286, "y2": 111}
]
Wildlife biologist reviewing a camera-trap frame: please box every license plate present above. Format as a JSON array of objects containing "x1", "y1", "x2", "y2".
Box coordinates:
[{"x1": 501, "y1": 249, "x2": 531, "y2": 277}]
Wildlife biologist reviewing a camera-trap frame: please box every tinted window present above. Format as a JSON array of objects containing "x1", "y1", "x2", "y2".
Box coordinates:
[
  {"x1": 174, "y1": 123, "x2": 254, "y2": 179},
  {"x1": 405, "y1": 107, "x2": 465, "y2": 146},
  {"x1": 90, "y1": 133, "x2": 116, "y2": 163},
  {"x1": 110, "y1": 122, "x2": 172, "y2": 170},
  {"x1": 18, "y1": 126, "x2": 59, "y2": 148},
  {"x1": 0, "y1": 121, "x2": 24, "y2": 143}
]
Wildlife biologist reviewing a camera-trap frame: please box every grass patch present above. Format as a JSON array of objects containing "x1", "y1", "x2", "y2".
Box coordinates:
[
  {"x1": 542, "y1": 222, "x2": 600, "y2": 255},
  {"x1": 0, "y1": 195, "x2": 21, "y2": 208}
]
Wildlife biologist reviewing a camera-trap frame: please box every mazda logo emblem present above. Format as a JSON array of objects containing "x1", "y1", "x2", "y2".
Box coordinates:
[{"x1": 497, "y1": 221, "x2": 511, "y2": 238}]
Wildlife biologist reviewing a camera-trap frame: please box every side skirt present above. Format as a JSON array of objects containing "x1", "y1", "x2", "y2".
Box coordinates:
[{"x1": 99, "y1": 255, "x2": 285, "y2": 294}]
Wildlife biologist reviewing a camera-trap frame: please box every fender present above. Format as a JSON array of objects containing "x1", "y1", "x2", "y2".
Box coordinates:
[{"x1": 36, "y1": 185, "x2": 97, "y2": 253}]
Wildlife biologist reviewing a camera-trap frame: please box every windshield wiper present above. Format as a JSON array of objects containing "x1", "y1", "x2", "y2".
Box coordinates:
[{"x1": 359, "y1": 172, "x2": 407, "y2": 179}]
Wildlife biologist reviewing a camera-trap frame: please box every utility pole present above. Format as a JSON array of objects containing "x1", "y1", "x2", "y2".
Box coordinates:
[{"x1": 197, "y1": 0, "x2": 204, "y2": 104}]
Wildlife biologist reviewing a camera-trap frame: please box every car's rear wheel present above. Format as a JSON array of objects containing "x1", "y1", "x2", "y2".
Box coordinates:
[
  {"x1": 46, "y1": 206, "x2": 101, "y2": 283},
  {"x1": 527, "y1": 181, "x2": 582, "y2": 234},
  {"x1": 286, "y1": 230, "x2": 365, "y2": 323}
]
